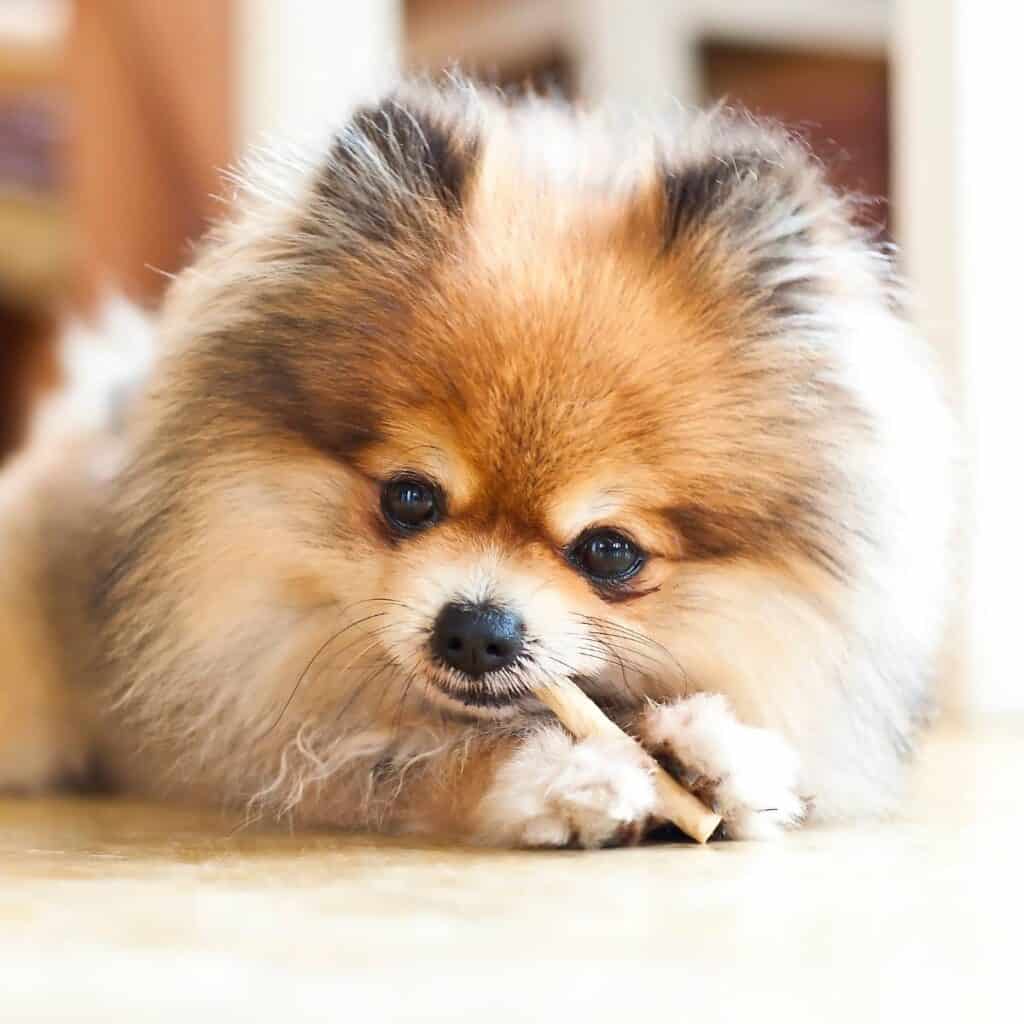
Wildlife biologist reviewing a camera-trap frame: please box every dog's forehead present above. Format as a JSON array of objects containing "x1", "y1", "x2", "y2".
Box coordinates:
[{"x1": 364, "y1": 291, "x2": 684, "y2": 530}]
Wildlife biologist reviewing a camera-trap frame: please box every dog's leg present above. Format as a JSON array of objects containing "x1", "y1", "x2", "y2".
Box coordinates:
[
  {"x1": 0, "y1": 575, "x2": 86, "y2": 792},
  {"x1": 637, "y1": 693, "x2": 804, "y2": 839},
  {"x1": 0, "y1": 454, "x2": 90, "y2": 792},
  {"x1": 471, "y1": 726, "x2": 658, "y2": 848},
  {"x1": 313, "y1": 722, "x2": 659, "y2": 848}
]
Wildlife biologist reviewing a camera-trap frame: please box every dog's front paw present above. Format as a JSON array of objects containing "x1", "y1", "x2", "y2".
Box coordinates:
[
  {"x1": 639, "y1": 694, "x2": 803, "y2": 839},
  {"x1": 475, "y1": 727, "x2": 657, "y2": 848}
]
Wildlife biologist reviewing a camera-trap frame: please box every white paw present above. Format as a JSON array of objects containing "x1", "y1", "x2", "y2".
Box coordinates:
[
  {"x1": 475, "y1": 727, "x2": 657, "y2": 848},
  {"x1": 640, "y1": 694, "x2": 804, "y2": 840}
]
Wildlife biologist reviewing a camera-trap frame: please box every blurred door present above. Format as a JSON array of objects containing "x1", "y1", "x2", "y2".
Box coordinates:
[
  {"x1": 68, "y1": 0, "x2": 234, "y2": 307},
  {"x1": 703, "y1": 42, "x2": 890, "y2": 229}
]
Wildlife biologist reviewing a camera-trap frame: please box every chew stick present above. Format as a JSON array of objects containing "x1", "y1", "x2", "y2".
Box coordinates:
[{"x1": 533, "y1": 679, "x2": 722, "y2": 844}]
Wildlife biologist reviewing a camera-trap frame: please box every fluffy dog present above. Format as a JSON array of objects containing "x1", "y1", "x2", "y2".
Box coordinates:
[{"x1": 0, "y1": 82, "x2": 953, "y2": 846}]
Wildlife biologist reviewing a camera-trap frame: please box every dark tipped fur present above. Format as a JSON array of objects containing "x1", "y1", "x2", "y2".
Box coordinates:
[
  {"x1": 661, "y1": 153, "x2": 772, "y2": 248},
  {"x1": 659, "y1": 130, "x2": 839, "y2": 322},
  {"x1": 316, "y1": 95, "x2": 479, "y2": 244}
]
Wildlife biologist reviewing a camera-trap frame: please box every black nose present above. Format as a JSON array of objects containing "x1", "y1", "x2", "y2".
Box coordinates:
[{"x1": 432, "y1": 602, "x2": 524, "y2": 678}]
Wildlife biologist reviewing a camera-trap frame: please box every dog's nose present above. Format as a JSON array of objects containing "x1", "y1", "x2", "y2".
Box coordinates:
[{"x1": 432, "y1": 602, "x2": 524, "y2": 678}]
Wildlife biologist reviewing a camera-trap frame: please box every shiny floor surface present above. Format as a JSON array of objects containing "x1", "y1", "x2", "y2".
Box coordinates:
[{"x1": 0, "y1": 722, "x2": 1018, "y2": 1022}]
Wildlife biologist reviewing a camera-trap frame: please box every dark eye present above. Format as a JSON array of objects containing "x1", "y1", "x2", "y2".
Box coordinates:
[
  {"x1": 570, "y1": 529, "x2": 644, "y2": 582},
  {"x1": 381, "y1": 476, "x2": 443, "y2": 532}
]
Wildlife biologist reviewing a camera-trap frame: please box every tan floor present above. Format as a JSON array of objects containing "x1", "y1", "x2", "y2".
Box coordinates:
[{"x1": 0, "y1": 723, "x2": 1019, "y2": 1023}]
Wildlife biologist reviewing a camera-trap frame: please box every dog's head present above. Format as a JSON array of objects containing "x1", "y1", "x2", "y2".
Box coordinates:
[{"x1": 105, "y1": 84, "x2": 886, "y2": 752}]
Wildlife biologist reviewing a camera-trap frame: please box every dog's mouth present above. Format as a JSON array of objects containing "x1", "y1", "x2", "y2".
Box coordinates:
[
  {"x1": 423, "y1": 666, "x2": 628, "y2": 720},
  {"x1": 436, "y1": 684, "x2": 525, "y2": 709},
  {"x1": 427, "y1": 674, "x2": 535, "y2": 715},
  {"x1": 416, "y1": 635, "x2": 646, "y2": 719},
  {"x1": 419, "y1": 657, "x2": 551, "y2": 718}
]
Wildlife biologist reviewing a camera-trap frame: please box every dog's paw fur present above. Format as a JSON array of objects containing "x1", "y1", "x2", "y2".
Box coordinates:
[
  {"x1": 639, "y1": 694, "x2": 804, "y2": 839},
  {"x1": 475, "y1": 727, "x2": 657, "y2": 848}
]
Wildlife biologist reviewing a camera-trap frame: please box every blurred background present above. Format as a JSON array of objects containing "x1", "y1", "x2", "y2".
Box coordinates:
[{"x1": 0, "y1": 1, "x2": 1018, "y2": 718}]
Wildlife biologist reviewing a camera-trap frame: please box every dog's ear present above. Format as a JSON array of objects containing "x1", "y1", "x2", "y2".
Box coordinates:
[
  {"x1": 655, "y1": 117, "x2": 862, "y2": 321},
  {"x1": 313, "y1": 87, "x2": 480, "y2": 246}
]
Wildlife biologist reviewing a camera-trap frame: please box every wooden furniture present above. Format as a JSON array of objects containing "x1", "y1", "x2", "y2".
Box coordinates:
[
  {"x1": 0, "y1": 13, "x2": 64, "y2": 458},
  {"x1": 67, "y1": 1, "x2": 234, "y2": 307}
]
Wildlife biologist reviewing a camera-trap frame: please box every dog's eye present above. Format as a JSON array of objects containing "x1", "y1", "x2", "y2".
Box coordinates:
[
  {"x1": 381, "y1": 476, "x2": 443, "y2": 532},
  {"x1": 570, "y1": 529, "x2": 644, "y2": 582}
]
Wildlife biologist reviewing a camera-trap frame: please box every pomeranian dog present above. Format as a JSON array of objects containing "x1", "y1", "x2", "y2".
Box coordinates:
[{"x1": 0, "y1": 82, "x2": 953, "y2": 846}]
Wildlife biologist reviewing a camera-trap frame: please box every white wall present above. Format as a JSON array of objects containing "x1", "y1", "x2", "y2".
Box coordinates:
[
  {"x1": 236, "y1": 0, "x2": 401, "y2": 147},
  {"x1": 572, "y1": 0, "x2": 699, "y2": 109},
  {"x1": 953, "y1": 1, "x2": 1024, "y2": 715},
  {"x1": 894, "y1": 0, "x2": 1024, "y2": 715}
]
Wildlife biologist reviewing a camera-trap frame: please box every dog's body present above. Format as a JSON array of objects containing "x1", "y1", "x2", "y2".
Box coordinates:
[{"x1": 0, "y1": 84, "x2": 953, "y2": 846}]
